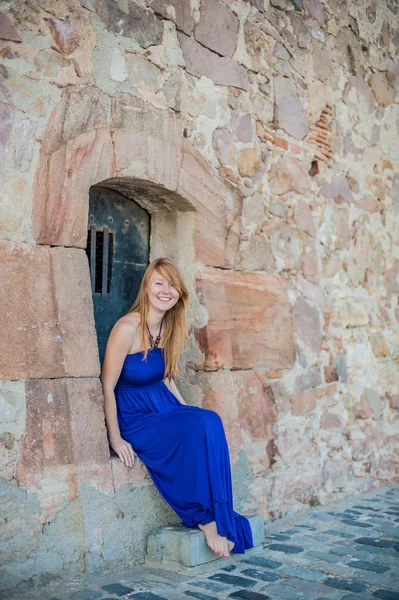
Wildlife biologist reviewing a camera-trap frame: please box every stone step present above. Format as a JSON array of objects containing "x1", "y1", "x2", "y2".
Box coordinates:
[{"x1": 145, "y1": 514, "x2": 264, "y2": 575}]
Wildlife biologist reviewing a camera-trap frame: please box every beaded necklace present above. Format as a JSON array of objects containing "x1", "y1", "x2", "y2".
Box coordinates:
[{"x1": 146, "y1": 319, "x2": 163, "y2": 349}]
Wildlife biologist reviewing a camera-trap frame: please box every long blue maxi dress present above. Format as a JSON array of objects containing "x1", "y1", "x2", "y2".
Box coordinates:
[{"x1": 114, "y1": 346, "x2": 254, "y2": 554}]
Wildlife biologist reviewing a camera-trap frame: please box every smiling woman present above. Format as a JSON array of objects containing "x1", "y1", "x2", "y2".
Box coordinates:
[{"x1": 100, "y1": 257, "x2": 254, "y2": 559}]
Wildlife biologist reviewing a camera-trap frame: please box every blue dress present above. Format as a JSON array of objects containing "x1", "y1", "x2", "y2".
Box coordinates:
[{"x1": 114, "y1": 347, "x2": 254, "y2": 554}]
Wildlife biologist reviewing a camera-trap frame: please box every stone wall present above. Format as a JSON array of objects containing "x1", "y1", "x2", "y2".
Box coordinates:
[{"x1": 0, "y1": 0, "x2": 399, "y2": 594}]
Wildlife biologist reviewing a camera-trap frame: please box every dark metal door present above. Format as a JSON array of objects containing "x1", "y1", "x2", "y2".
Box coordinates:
[{"x1": 86, "y1": 186, "x2": 150, "y2": 366}]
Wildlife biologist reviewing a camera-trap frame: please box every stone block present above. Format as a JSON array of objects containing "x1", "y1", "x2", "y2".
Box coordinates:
[
  {"x1": 0, "y1": 13, "x2": 22, "y2": 42},
  {"x1": 0, "y1": 242, "x2": 99, "y2": 380},
  {"x1": 274, "y1": 78, "x2": 309, "y2": 140},
  {"x1": 290, "y1": 390, "x2": 317, "y2": 415},
  {"x1": 267, "y1": 223, "x2": 302, "y2": 271},
  {"x1": 340, "y1": 300, "x2": 369, "y2": 328},
  {"x1": 0, "y1": 176, "x2": 32, "y2": 243},
  {"x1": 41, "y1": 86, "x2": 108, "y2": 155},
  {"x1": 13, "y1": 119, "x2": 36, "y2": 172},
  {"x1": 44, "y1": 17, "x2": 80, "y2": 55},
  {"x1": 343, "y1": 76, "x2": 376, "y2": 113},
  {"x1": 0, "y1": 242, "x2": 63, "y2": 380},
  {"x1": 17, "y1": 378, "x2": 113, "y2": 518},
  {"x1": 178, "y1": 33, "x2": 248, "y2": 91},
  {"x1": 50, "y1": 247, "x2": 100, "y2": 378},
  {"x1": 0, "y1": 101, "x2": 14, "y2": 162},
  {"x1": 292, "y1": 297, "x2": 322, "y2": 355},
  {"x1": 212, "y1": 128, "x2": 236, "y2": 166},
  {"x1": 320, "y1": 409, "x2": 342, "y2": 429},
  {"x1": 190, "y1": 369, "x2": 275, "y2": 477},
  {"x1": 194, "y1": 0, "x2": 239, "y2": 57},
  {"x1": 111, "y1": 93, "x2": 185, "y2": 142},
  {"x1": 321, "y1": 174, "x2": 354, "y2": 204},
  {"x1": 146, "y1": 515, "x2": 264, "y2": 573},
  {"x1": 294, "y1": 367, "x2": 322, "y2": 393},
  {"x1": 296, "y1": 198, "x2": 315, "y2": 236},
  {"x1": 324, "y1": 366, "x2": 339, "y2": 383},
  {"x1": 237, "y1": 148, "x2": 262, "y2": 177},
  {"x1": 236, "y1": 234, "x2": 275, "y2": 273},
  {"x1": 150, "y1": 0, "x2": 193, "y2": 35},
  {"x1": 361, "y1": 388, "x2": 383, "y2": 420},
  {"x1": 93, "y1": 0, "x2": 163, "y2": 47},
  {"x1": 177, "y1": 141, "x2": 227, "y2": 267},
  {"x1": 369, "y1": 72, "x2": 395, "y2": 107},
  {"x1": 112, "y1": 94, "x2": 185, "y2": 191},
  {"x1": 232, "y1": 113, "x2": 252, "y2": 143},
  {"x1": 303, "y1": 0, "x2": 326, "y2": 27},
  {"x1": 195, "y1": 267, "x2": 295, "y2": 371},
  {"x1": 269, "y1": 156, "x2": 310, "y2": 195},
  {"x1": 113, "y1": 130, "x2": 182, "y2": 192},
  {"x1": 33, "y1": 127, "x2": 116, "y2": 247}
]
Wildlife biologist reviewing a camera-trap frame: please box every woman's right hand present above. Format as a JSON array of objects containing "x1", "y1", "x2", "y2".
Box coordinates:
[{"x1": 110, "y1": 436, "x2": 136, "y2": 467}]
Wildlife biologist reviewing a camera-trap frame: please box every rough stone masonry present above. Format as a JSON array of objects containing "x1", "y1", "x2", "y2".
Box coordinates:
[{"x1": 0, "y1": 0, "x2": 398, "y2": 596}]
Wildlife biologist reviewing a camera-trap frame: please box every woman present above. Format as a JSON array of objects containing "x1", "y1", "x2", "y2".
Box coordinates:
[{"x1": 100, "y1": 257, "x2": 253, "y2": 558}]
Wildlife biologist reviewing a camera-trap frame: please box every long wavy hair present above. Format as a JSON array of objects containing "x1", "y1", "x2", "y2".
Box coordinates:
[{"x1": 128, "y1": 258, "x2": 190, "y2": 380}]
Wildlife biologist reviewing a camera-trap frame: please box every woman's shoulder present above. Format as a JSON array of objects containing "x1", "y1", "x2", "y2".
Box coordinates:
[{"x1": 113, "y1": 313, "x2": 140, "y2": 336}]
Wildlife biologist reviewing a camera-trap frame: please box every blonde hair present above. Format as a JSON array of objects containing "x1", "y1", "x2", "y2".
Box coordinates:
[{"x1": 128, "y1": 257, "x2": 190, "y2": 380}]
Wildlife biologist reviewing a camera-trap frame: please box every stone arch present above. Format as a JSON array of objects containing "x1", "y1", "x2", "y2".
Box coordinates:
[{"x1": 31, "y1": 88, "x2": 240, "y2": 359}]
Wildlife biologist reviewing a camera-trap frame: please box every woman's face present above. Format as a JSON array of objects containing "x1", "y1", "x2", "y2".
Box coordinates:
[{"x1": 146, "y1": 270, "x2": 180, "y2": 312}]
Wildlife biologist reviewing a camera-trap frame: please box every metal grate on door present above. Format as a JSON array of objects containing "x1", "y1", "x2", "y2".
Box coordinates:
[{"x1": 86, "y1": 225, "x2": 114, "y2": 297}]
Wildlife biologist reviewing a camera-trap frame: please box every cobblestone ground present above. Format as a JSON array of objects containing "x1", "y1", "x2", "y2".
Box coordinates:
[{"x1": 12, "y1": 485, "x2": 399, "y2": 600}]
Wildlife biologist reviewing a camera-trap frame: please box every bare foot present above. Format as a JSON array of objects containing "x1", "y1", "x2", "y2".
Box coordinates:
[
  {"x1": 198, "y1": 522, "x2": 230, "y2": 558},
  {"x1": 228, "y1": 540, "x2": 235, "y2": 552}
]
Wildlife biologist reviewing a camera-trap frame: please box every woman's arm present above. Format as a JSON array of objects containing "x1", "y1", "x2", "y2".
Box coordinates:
[
  {"x1": 164, "y1": 377, "x2": 187, "y2": 405},
  {"x1": 100, "y1": 318, "x2": 137, "y2": 466}
]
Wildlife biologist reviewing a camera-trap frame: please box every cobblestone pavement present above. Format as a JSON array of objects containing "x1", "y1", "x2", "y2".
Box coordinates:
[{"x1": 10, "y1": 485, "x2": 399, "y2": 600}]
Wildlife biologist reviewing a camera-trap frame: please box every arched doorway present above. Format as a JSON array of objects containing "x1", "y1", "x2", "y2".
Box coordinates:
[{"x1": 85, "y1": 185, "x2": 150, "y2": 365}]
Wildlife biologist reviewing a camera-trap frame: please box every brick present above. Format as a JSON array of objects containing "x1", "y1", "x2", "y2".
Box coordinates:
[
  {"x1": 190, "y1": 581, "x2": 229, "y2": 593},
  {"x1": 355, "y1": 538, "x2": 397, "y2": 548},
  {"x1": 341, "y1": 519, "x2": 374, "y2": 529},
  {"x1": 291, "y1": 143, "x2": 302, "y2": 153},
  {"x1": 101, "y1": 583, "x2": 134, "y2": 596},
  {"x1": 131, "y1": 594, "x2": 169, "y2": 600},
  {"x1": 208, "y1": 574, "x2": 256, "y2": 588},
  {"x1": 329, "y1": 547, "x2": 376, "y2": 560},
  {"x1": 347, "y1": 560, "x2": 390, "y2": 573},
  {"x1": 185, "y1": 591, "x2": 219, "y2": 600},
  {"x1": 279, "y1": 565, "x2": 325, "y2": 581},
  {"x1": 323, "y1": 578, "x2": 369, "y2": 593},
  {"x1": 266, "y1": 544, "x2": 304, "y2": 554},
  {"x1": 241, "y1": 569, "x2": 282, "y2": 582},
  {"x1": 323, "y1": 530, "x2": 355, "y2": 539},
  {"x1": 306, "y1": 550, "x2": 342, "y2": 563},
  {"x1": 70, "y1": 591, "x2": 103, "y2": 600},
  {"x1": 274, "y1": 136, "x2": 289, "y2": 150},
  {"x1": 373, "y1": 591, "x2": 399, "y2": 599},
  {"x1": 229, "y1": 591, "x2": 271, "y2": 600},
  {"x1": 242, "y1": 556, "x2": 282, "y2": 569},
  {"x1": 281, "y1": 577, "x2": 333, "y2": 595}
]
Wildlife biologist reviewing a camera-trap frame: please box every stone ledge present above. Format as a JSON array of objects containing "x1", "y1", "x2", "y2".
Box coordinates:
[{"x1": 145, "y1": 514, "x2": 264, "y2": 575}]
